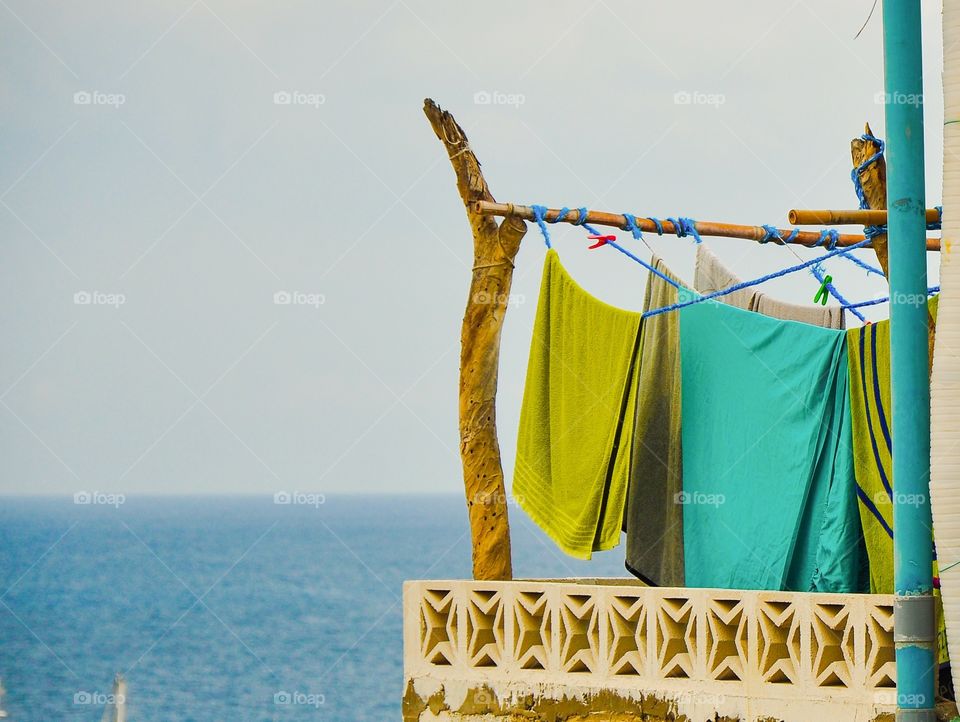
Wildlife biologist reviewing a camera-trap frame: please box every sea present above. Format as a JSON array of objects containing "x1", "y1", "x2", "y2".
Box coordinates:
[{"x1": 0, "y1": 495, "x2": 627, "y2": 721}]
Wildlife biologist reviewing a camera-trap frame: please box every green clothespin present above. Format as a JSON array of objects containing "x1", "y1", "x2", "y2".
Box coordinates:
[{"x1": 814, "y1": 275, "x2": 832, "y2": 305}]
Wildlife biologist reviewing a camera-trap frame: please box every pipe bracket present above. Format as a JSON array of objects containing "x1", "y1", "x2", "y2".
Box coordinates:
[
  {"x1": 896, "y1": 710, "x2": 936, "y2": 722},
  {"x1": 894, "y1": 595, "x2": 936, "y2": 643}
]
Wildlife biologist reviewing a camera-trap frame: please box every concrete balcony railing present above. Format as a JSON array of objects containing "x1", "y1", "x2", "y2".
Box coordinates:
[{"x1": 402, "y1": 579, "x2": 897, "y2": 722}]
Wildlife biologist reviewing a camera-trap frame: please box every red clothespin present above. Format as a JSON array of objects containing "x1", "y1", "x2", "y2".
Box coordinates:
[{"x1": 587, "y1": 234, "x2": 616, "y2": 249}]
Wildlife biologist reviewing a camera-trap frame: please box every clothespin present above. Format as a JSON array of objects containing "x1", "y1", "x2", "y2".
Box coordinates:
[
  {"x1": 814, "y1": 275, "x2": 833, "y2": 305},
  {"x1": 587, "y1": 234, "x2": 616, "y2": 249}
]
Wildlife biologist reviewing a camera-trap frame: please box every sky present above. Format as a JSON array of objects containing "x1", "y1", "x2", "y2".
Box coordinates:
[{"x1": 0, "y1": 0, "x2": 946, "y2": 495}]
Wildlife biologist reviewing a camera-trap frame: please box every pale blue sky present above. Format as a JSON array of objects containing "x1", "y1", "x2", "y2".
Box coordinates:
[{"x1": 0, "y1": 0, "x2": 945, "y2": 495}]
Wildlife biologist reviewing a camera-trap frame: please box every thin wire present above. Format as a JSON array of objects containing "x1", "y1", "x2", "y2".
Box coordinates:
[{"x1": 855, "y1": 0, "x2": 879, "y2": 39}]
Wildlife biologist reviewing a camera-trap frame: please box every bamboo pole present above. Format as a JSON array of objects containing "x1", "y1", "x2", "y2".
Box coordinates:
[
  {"x1": 475, "y1": 200, "x2": 942, "y2": 251},
  {"x1": 789, "y1": 208, "x2": 941, "y2": 226},
  {"x1": 424, "y1": 99, "x2": 524, "y2": 581}
]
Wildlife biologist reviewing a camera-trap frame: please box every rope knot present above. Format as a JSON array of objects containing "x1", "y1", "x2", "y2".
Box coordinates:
[
  {"x1": 622, "y1": 213, "x2": 643, "y2": 240},
  {"x1": 530, "y1": 204, "x2": 551, "y2": 248}
]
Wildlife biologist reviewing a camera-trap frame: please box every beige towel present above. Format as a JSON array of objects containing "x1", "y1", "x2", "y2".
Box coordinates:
[
  {"x1": 693, "y1": 243, "x2": 760, "y2": 311},
  {"x1": 694, "y1": 244, "x2": 845, "y2": 329}
]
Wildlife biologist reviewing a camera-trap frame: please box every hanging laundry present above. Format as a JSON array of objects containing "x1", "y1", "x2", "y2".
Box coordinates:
[
  {"x1": 693, "y1": 243, "x2": 760, "y2": 311},
  {"x1": 513, "y1": 249, "x2": 642, "y2": 559},
  {"x1": 786, "y1": 366, "x2": 869, "y2": 594},
  {"x1": 623, "y1": 256, "x2": 688, "y2": 586},
  {"x1": 847, "y1": 296, "x2": 948, "y2": 663},
  {"x1": 694, "y1": 244, "x2": 846, "y2": 329},
  {"x1": 679, "y1": 300, "x2": 862, "y2": 591}
]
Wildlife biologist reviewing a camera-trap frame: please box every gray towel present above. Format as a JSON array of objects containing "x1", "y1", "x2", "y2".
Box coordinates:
[
  {"x1": 624, "y1": 256, "x2": 687, "y2": 587},
  {"x1": 694, "y1": 244, "x2": 845, "y2": 329}
]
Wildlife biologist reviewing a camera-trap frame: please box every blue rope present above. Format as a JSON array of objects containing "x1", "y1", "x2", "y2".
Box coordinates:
[
  {"x1": 814, "y1": 229, "x2": 840, "y2": 250},
  {"x1": 760, "y1": 224, "x2": 780, "y2": 244},
  {"x1": 810, "y1": 263, "x2": 867, "y2": 322},
  {"x1": 666, "y1": 216, "x2": 702, "y2": 243},
  {"x1": 642, "y1": 236, "x2": 874, "y2": 318},
  {"x1": 759, "y1": 225, "x2": 800, "y2": 245},
  {"x1": 530, "y1": 205, "x2": 680, "y2": 289},
  {"x1": 851, "y1": 132, "x2": 885, "y2": 209},
  {"x1": 649, "y1": 217, "x2": 665, "y2": 235},
  {"x1": 760, "y1": 223, "x2": 883, "y2": 310},
  {"x1": 622, "y1": 213, "x2": 643, "y2": 240},
  {"x1": 848, "y1": 133, "x2": 941, "y2": 237},
  {"x1": 836, "y1": 252, "x2": 885, "y2": 276},
  {"x1": 605, "y1": 241, "x2": 682, "y2": 290},
  {"x1": 851, "y1": 133, "x2": 890, "y2": 241},
  {"x1": 531, "y1": 205, "x2": 551, "y2": 248},
  {"x1": 563, "y1": 206, "x2": 604, "y2": 235}
]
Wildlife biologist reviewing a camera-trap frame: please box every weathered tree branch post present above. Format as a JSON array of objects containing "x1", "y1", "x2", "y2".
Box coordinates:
[
  {"x1": 852, "y1": 123, "x2": 936, "y2": 368},
  {"x1": 423, "y1": 99, "x2": 525, "y2": 580},
  {"x1": 852, "y1": 123, "x2": 890, "y2": 277}
]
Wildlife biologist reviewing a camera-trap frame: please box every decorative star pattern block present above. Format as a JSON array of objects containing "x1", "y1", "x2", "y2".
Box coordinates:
[
  {"x1": 558, "y1": 594, "x2": 598, "y2": 673},
  {"x1": 420, "y1": 588, "x2": 457, "y2": 666},
  {"x1": 811, "y1": 603, "x2": 856, "y2": 688},
  {"x1": 705, "y1": 598, "x2": 747, "y2": 681},
  {"x1": 606, "y1": 595, "x2": 647, "y2": 676},
  {"x1": 655, "y1": 596, "x2": 697, "y2": 679},
  {"x1": 757, "y1": 600, "x2": 802, "y2": 685},
  {"x1": 406, "y1": 581, "x2": 897, "y2": 715},
  {"x1": 865, "y1": 603, "x2": 895, "y2": 689},
  {"x1": 465, "y1": 589, "x2": 503, "y2": 668},
  {"x1": 514, "y1": 590, "x2": 550, "y2": 670}
]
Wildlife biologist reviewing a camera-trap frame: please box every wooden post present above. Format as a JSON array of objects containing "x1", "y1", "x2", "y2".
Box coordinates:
[
  {"x1": 852, "y1": 123, "x2": 936, "y2": 370},
  {"x1": 423, "y1": 99, "x2": 525, "y2": 580},
  {"x1": 851, "y1": 123, "x2": 890, "y2": 277}
]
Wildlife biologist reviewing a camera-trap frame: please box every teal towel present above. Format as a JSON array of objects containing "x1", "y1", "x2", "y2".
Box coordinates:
[{"x1": 679, "y1": 300, "x2": 863, "y2": 591}]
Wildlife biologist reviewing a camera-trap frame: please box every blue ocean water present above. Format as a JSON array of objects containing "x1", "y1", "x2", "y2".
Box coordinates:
[{"x1": 0, "y1": 495, "x2": 626, "y2": 721}]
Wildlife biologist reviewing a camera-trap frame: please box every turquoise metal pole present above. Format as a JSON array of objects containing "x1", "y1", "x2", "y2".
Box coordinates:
[{"x1": 882, "y1": 0, "x2": 936, "y2": 719}]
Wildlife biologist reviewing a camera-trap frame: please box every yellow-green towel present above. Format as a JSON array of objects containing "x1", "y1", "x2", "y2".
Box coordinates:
[
  {"x1": 514, "y1": 250, "x2": 642, "y2": 559},
  {"x1": 847, "y1": 296, "x2": 947, "y2": 662}
]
